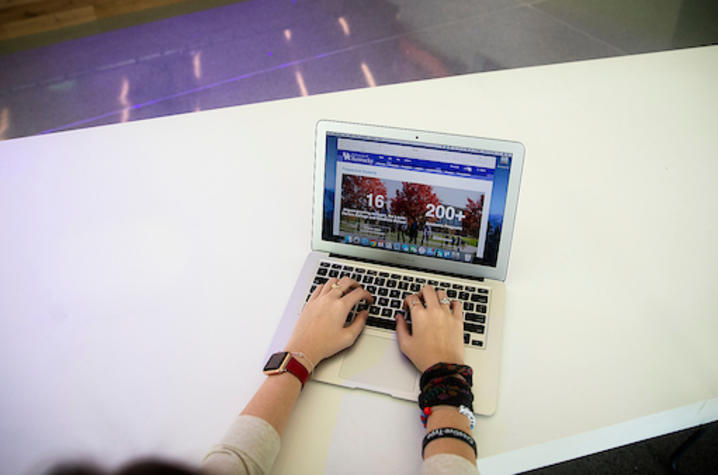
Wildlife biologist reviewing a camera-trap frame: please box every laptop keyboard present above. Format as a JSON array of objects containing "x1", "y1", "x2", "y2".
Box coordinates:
[{"x1": 305, "y1": 260, "x2": 489, "y2": 349}]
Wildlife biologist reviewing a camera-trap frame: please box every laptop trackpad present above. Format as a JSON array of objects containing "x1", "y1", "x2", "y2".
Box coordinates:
[{"x1": 339, "y1": 334, "x2": 418, "y2": 393}]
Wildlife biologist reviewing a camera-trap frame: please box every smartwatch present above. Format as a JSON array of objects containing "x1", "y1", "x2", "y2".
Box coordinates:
[{"x1": 263, "y1": 352, "x2": 311, "y2": 387}]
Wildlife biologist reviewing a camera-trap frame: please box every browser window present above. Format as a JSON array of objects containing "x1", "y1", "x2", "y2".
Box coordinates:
[{"x1": 321, "y1": 133, "x2": 512, "y2": 268}]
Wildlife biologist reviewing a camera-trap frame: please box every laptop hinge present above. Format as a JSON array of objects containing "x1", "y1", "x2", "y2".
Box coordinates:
[{"x1": 328, "y1": 253, "x2": 485, "y2": 282}]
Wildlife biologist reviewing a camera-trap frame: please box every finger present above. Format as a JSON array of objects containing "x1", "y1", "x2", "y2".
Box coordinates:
[
  {"x1": 343, "y1": 309, "x2": 368, "y2": 345},
  {"x1": 328, "y1": 276, "x2": 360, "y2": 297},
  {"x1": 342, "y1": 286, "x2": 375, "y2": 308},
  {"x1": 395, "y1": 313, "x2": 412, "y2": 355},
  {"x1": 403, "y1": 294, "x2": 424, "y2": 315},
  {"x1": 451, "y1": 300, "x2": 463, "y2": 319},
  {"x1": 321, "y1": 278, "x2": 339, "y2": 295},
  {"x1": 436, "y1": 289, "x2": 451, "y2": 311},
  {"x1": 308, "y1": 284, "x2": 324, "y2": 302},
  {"x1": 419, "y1": 285, "x2": 440, "y2": 308}
]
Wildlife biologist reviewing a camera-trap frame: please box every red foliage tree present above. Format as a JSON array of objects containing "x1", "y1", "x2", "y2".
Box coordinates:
[
  {"x1": 390, "y1": 182, "x2": 440, "y2": 225},
  {"x1": 462, "y1": 195, "x2": 484, "y2": 236},
  {"x1": 341, "y1": 175, "x2": 387, "y2": 211}
]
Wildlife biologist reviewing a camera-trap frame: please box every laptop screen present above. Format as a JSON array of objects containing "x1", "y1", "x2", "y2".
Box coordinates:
[{"x1": 321, "y1": 132, "x2": 513, "y2": 268}]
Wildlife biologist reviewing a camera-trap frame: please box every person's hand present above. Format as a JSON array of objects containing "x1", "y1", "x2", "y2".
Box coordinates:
[
  {"x1": 284, "y1": 276, "x2": 374, "y2": 369},
  {"x1": 396, "y1": 285, "x2": 465, "y2": 372}
]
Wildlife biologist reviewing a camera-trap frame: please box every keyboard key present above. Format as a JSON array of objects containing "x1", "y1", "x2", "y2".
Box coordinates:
[
  {"x1": 355, "y1": 268, "x2": 366, "y2": 274},
  {"x1": 402, "y1": 276, "x2": 414, "y2": 282},
  {"x1": 329, "y1": 270, "x2": 339, "y2": 277},
  {"x1": 367, "y1": 317, "x2": 383, "y2": 328},
  {"x1": 310, "y1": 284, "x2": 317, "y2": 293},
  {"x1": 331, "y1": 263, "x2": 342, "y2": 269},
  {"x1": 366, "y1": 285, "x2": 377, "y2": 294},
  {"x1": 402, "y1": 291, "x2": 411, "y2": 300},
  {"x1": 319, "y1": 261, "x2": 330, "y2": 267},
  {"x1": 452, "y1": 284, "x2": 464, "y2": 289},
  {"x1": 391, "y1": 274, "x2": 401, "y2": 279},
  {"x1": 415, "y1": 278, "x2": 426, "y2": 284},
  {"x1": 398, "y1": 281, "x2": 409, "y2": 290},
  {"x1": 314, "y1": 276, "x2": 328, "y2": 284},
  {"x1": 464, "y1": 286, "x2": 476, "y2": 292},
  {"x1": 379, "y1": 272, "x2": 390, "y2": 277},
  {"x1": 478, "y1": 288, "x2": 489, "y2": 294},
  {"x1": 387, "y1": 280, "x2": 397, "y2": 288},
  {"x1": 476, "y1": 305, "x2": 487, "y2": 314},
  {"x1": 466, "y1": 313, "x2": 485, "y2": 324},
  {"x1": 375, "y1": 278, "x2": 386, "y2": 287},
  {"x1": 378, "y1": 297, "x2": 389, "y2": 307},
  {"x1": 317, "y1": 267, "x2": 328, "y2": 276},
  {"x1": 381, "y1": 308, "x2": 393, "y2": 317},
  {"x1": 458, "y1": 291, "x2": 469, "y2": 301},
  {"x1": 447, "y1": 289, "x2": 457, "y2": 298},
  {"x1": 389, "y1": 289, "x2": 400, "y2": 299},
  {"x1": 343, "y1": 266, "x2": 354, "y2": 272},
  {"x1": 463, "y1": 301, "x2": 474, "y2": 311},
  {"x1": 357, "y1": 301, "x2": 369, "y2": 312},
  {"x1": 390, "y1": 299, "x2": 401, "y2": 309},
  {"x1": 340, "y1": 272, "x2": 350, "y2": 278},
  {"x1": 410, "y1": 283, "x2": 421, "y2": 292},
  {"x1": 464, "y1": 322, "x2": 485, "y2": 334},
  {"x1": 367, "y1": 270, "x2": 377, "y2": 275},
  {"x1": 378, "y1": 287, "x2": 388, "y2": 296},
  {"x1": 369, "y1": 306, "x2": 381, "y2": 316},
  {"x1": 471, "y1": 340, "x2": 483, "y2": 347},
  {"x1": 351, "y1": 273, "x2": 361, "y2": 281},
  {"x1": 464, "y1": 333, "x2": 470, "y2": 345},
  {"x1": 362, "y1": 275, "x2": 374, "y2": 284},
  {"x1": 439, "y1": 282, "x2": 451, "y2": 288},
  {"x1": 428, "y1": 280, "x2": 439, "y2": 286},
  {"x1": 471, "y1": 294, "x2": 488, "y2": 303}
]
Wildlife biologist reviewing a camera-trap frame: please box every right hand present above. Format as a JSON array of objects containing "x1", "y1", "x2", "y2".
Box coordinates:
[{"x1": 396, "y1": 285, "x2": 465, "y2": 372}]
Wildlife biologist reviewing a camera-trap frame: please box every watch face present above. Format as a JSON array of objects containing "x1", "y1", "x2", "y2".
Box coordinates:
[{"x1": 264, "y1": 352, "x2": 288, "y2": 372}]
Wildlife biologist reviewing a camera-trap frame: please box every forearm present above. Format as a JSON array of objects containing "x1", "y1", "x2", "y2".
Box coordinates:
[
  {"x1": 240, "y1": 372, "x2": 302, "y2": 437},
  {"x1": 424, "y1": 405, "x2": 476, "y2": 465}
]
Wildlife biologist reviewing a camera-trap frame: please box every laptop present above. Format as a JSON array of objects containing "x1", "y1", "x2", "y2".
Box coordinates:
[{"x1": 267, "y1": 120, "x2": 524, "y2": 415}]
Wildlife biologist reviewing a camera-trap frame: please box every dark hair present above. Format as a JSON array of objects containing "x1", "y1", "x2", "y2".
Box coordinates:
[{"x1": 47, "y1": 459, "x2": 199, "y2": 475}]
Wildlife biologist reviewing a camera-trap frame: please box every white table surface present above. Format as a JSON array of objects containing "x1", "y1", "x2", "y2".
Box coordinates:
[{"x1": 1, "y1": 45, "x2": 717, "y2": 475}]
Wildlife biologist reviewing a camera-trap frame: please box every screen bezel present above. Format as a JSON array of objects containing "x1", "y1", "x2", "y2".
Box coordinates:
[{"x1": 311, "y1": 120, "x2": 525, "y2": 282}]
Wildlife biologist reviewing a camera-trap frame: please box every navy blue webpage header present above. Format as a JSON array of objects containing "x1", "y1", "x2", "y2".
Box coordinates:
[{"x1": 337, "y1": 150, "x2": 495, "y2": 180}]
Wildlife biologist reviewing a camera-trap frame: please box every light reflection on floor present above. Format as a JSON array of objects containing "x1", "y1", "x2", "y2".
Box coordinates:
[{"x1": 0, "y1": 0, "x2": 716, "y2": 140}]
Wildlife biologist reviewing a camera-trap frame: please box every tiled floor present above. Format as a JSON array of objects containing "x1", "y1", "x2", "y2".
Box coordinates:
[{"x1": 1, "y1": 0, "x2": 716, "y2": 141}]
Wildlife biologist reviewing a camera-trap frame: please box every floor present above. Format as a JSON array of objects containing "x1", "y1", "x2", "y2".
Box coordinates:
[
  {"x1": 1, "y1": 0, "x2": 717, "y2": 141},
  {"x1": 0, "y1": 0, "x2": 716, "y2": 472}
]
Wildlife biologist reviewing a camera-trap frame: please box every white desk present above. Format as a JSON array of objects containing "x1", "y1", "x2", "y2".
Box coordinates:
[{"x1": 1, "y1": 46, "x2": 717, "y2": 475}]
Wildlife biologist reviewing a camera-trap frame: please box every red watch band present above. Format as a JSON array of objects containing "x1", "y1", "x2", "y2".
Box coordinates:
[{"x1": 285, "y1": 356, "x2": 310, "y2": 387}]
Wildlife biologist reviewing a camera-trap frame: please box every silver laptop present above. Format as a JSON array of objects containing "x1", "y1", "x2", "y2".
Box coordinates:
[{"x1": 267, "y1": 120, "x2": 524, "y2": 415}]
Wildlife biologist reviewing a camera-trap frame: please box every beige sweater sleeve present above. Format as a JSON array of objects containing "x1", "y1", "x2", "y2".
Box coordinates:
[
  {"x1": 202, "y1": 415, "x2": 280, "y2": 475},
  {"x1": 422, "y1": 454, "x2": 480, "y2": 474},
  {"x1": 201, "y1": 414, "x2": 478, "y2": 475}
]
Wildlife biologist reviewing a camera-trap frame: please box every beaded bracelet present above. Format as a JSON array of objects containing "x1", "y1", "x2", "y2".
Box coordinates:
[
  {"x1": 422, "y1": 427, "x2": 477, "y2": 458},
  {"x1": 420, "y1": 405, "x2": 476, "y2": 430}
]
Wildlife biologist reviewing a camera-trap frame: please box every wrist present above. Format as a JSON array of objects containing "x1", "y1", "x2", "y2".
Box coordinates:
[
  {"x1": 283, "y1": 347, "x2": 319, "y2": 372},
  {"x1": 420, "y1": 358, "x2": 464, "y2": 373}
]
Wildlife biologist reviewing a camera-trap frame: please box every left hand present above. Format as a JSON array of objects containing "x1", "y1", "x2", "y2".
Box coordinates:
[{"x1": 284, "y1": 276, "x2": 374, "y2": 368}]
